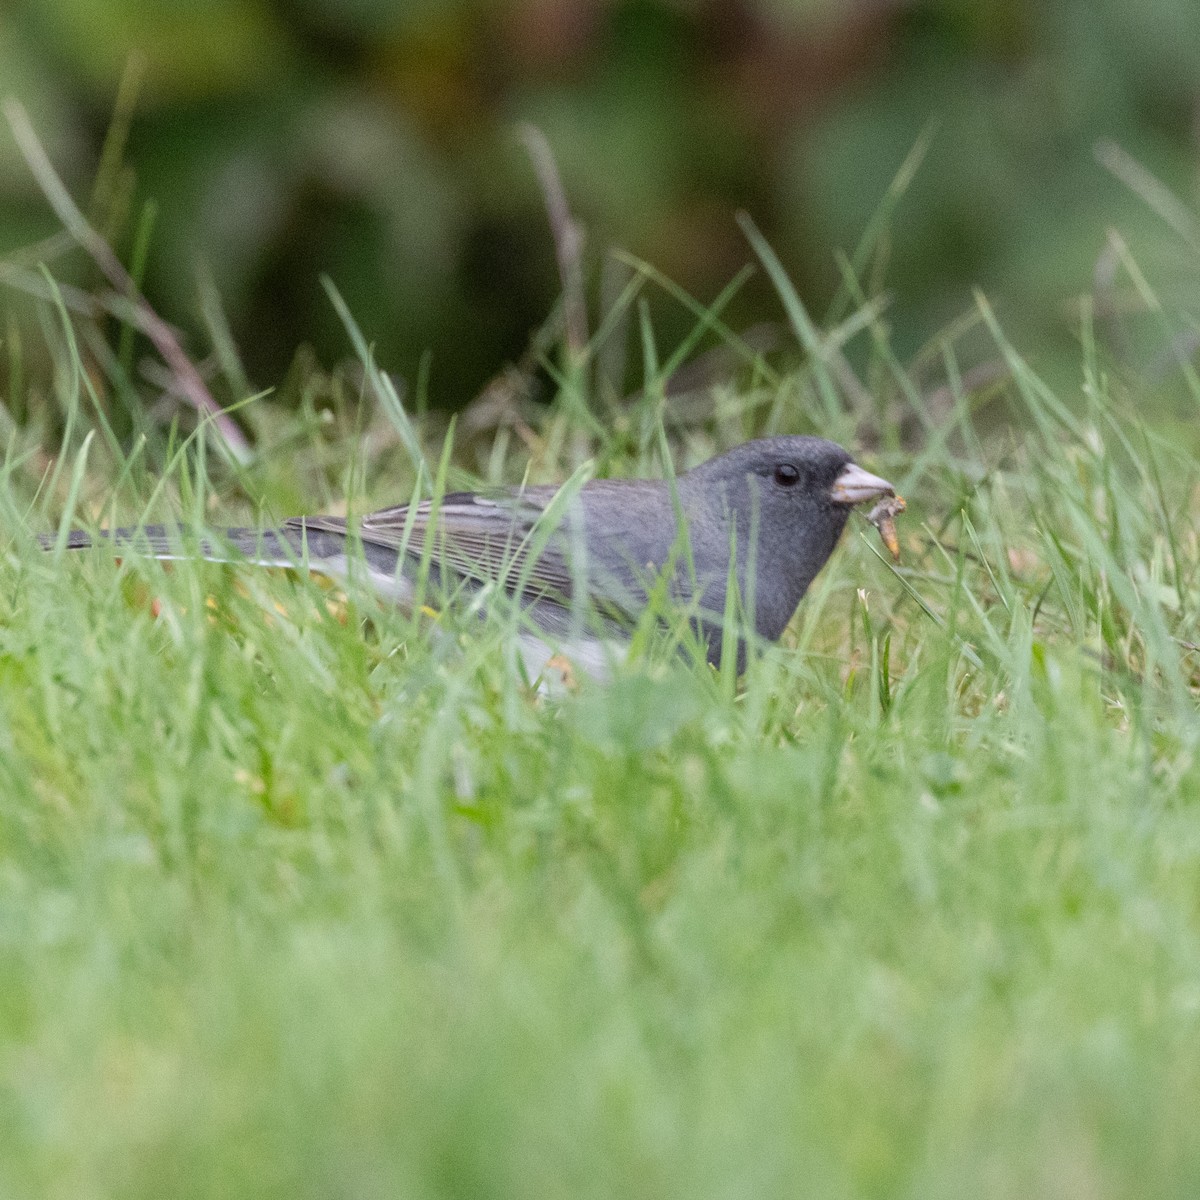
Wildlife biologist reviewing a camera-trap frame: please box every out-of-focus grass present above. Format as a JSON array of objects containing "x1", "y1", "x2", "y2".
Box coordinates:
[{"x1": 4, "y1": 256, "x2": 1200, "y2": 1200}]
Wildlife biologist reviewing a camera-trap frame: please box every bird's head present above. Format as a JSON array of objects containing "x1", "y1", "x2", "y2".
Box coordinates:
[{"x1": 682, "y1": 435, "x2": 895, "y2": 642}]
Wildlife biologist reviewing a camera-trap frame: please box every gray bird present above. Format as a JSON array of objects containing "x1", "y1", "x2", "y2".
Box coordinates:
[{"x1": 41, "y1": 436, "x2": 895, "y2": 677}]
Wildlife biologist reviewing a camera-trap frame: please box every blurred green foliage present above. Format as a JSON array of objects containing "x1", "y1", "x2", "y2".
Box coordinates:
[{"x1": 3, "y1": 0, "x2": 1200, "y2": 411}]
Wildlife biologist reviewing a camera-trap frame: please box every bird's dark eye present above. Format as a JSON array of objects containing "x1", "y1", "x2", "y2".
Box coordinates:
[{"x1": 773, "y1": 463, "x2": 800, "y2": 487}]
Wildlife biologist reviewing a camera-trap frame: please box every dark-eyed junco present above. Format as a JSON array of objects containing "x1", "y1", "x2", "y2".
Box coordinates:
[{"x1": 42, "y1": 436, "x2": 896, "y2": 677}]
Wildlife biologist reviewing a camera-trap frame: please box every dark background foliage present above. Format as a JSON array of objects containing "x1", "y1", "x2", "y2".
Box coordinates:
[{"x1": 4, "y1": 0, "x2": 1200, "y2": 411}]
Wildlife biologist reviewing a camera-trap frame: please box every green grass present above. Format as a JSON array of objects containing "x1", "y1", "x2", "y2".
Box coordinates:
[{"x1": 4, "y1": 280, "x2": 1200, "y2": 1199}]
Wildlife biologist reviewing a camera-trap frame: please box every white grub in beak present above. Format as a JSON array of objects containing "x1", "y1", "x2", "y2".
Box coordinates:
[{"x1": 830, "y1": 462, "x2": 895, "y2": 506}]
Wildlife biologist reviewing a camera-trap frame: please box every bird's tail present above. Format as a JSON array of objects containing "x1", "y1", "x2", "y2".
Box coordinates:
[
  {"x1": 39, "y1": 521, "x2": 416, "y2": 605},
  {"x1": 36, "y1": 523, "x2": 329, "y2": 567}
]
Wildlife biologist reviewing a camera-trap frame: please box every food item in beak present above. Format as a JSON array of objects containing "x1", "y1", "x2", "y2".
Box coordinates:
[{"x1": 866, "y1": 494, "x2": 906, "y2": 562}]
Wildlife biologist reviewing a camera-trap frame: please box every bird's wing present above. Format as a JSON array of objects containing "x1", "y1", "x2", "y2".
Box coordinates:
[{"x1": 285, "y1": 489, "x2": 585, "y2": 604}]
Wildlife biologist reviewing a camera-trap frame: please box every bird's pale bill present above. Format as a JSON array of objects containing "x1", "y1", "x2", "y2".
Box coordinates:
[{"x1": 829, "y1": 462, "x2": 895, "y2": 506}]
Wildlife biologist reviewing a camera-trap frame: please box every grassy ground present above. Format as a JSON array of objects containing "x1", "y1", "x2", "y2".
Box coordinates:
[{"x1": 4, "y1": 285, "x2": 1200, "y2": 1199}]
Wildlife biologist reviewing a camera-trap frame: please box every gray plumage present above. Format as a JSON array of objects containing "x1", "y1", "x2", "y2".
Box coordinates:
[{"x1": 39, "y1": 436, "x2": 895, "y2": 674}]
